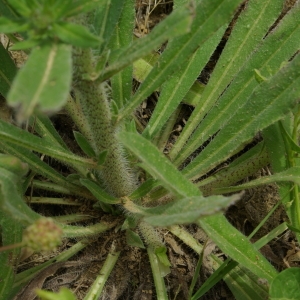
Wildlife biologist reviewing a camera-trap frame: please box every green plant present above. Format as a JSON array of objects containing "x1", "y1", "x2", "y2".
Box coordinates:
[{"x1": 0, "y1": 0, "x2": 300, "y2": 299}]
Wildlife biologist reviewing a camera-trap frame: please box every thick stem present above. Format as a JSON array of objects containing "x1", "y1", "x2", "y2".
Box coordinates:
[{"x1": 72, "y1": 48, "x2": 136, "y2": 197}]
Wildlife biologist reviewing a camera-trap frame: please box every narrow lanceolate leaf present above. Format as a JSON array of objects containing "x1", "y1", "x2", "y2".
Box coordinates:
[
  {"x1": 183, "y1": 53, "x2": 300, "y2": 180},
  {"x1": 99, "y1": 4, "x2": 194, "y2": 82},
  {"x1": 93, "y1": 0, "x2": 125, "y2": 53},
  {"x1": 143, "y1": 194, "x2": 241, "y2": 227},
  {"x1": 118, "y1": 0, "x2": 244, "y2": 123},
  {"x1": 0, "y1": 17, "x2": 29, "y2": 33},
  {"x1": 73, "y1": 131, "x2": 96, "y2": 157},
  {"x1": 118, "y1": 131, "x2": 200, "y2": 198},
  {"x1": 0, "y1": 119, "x2": 97, "y2": 170},
  {"x1": 7, "y1": 43, "x2": 72, "y2": 122},
  {"x1": 173, "y1": 4, "x2": 300, "y2": 166},
  {"x1": 143, "y1": 26, "x2": 225, "y2": 139},
  {"x1": 0, "y1": 168, "x2": 40, "y2": 225},
  {"x1": 80, "y1": 178, "x2": 120, "y2": 204},
  {"x1": 53, "y1": 22, "x2": 101, "y2": 48},
  {"x1": 198, "y1": 215, "x2": 277, "y2": 282},
  {"x1": 0, "y1": 212, "x2": 22, "y2": 300},
  {"x1": 109, "y1": 0, "x2": 135, "y2": 108},
  {"x1": 0, "y1": 41, "x2": 17, "y2": 97},
  {"x1": 214, "y1": 167, "x2": 300, "y2": 194},
  {"x1": 170, "y1": 0, "x2": 284, "y2": 161}
]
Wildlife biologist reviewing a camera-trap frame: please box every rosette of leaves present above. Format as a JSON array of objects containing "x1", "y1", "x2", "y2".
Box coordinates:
[{"x1": 1, "y1": 0, "x2": 300, "y2": 299}]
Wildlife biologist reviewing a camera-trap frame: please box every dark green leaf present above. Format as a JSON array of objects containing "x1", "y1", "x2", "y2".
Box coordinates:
[
  {"x1": 80, "y1": 178, "x2": 120, "y2": 204},
  {"x1": 73, "y1": 131, "x2": 96, "y2": 157},
  {"x1": 129, "y1": 178, "x2": 160, "y2": 200},
  {"x1": 53, "y1": 22, "x2": 101, "y2": 48},
  {"x1": 98, "y1": 150, "x2": 108, "y2": 165},
  {"x1": 0, "y1": 16, "x2": 28, "y2": 33},
  {"x1": 0, "y1": 41, "x2": 17, "y2": 97},
  {"x1": 126, "y1": 229, "x2": 145, "y2": 248},
  {"x1": 6, "y1": 0, "x2": 31, "y2": 17}
]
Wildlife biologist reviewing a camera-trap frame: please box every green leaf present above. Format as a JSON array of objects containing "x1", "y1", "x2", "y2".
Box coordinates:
[
  {"x1": 144, "y1": 194, "x2": 241, "y2": 227},
  {"x1": 8, "y1": 43, "x2": 72, "y2": 122},
  {"x1": 269, "y1": 268, "x2": 300, "y2": 300},
  {"x1": 36, "y1": 287, "x2": 76, "y2": 300},
  {"x1": 118, "y1": 0, "x2": 244, "y2": 123},
  {"x1": 0, "y1": 167, "x2": 40, "y2": 225},
  {"x1": 183, "y1": 52, "x2": 300, "y2": 180},
  {"x1": 0, "y1": 16, "x2": 28, "y2": 33},
  {"x1": 0, "y1": 41, "x2": 17, "y2": 97},
  {"x1": 100, "y1": 3, "x2": 193, "y2": 82},
  {"x1": 143, "y1": 25, "x2": 225, "y2": 139},
  {"x1": 53, "y1": 22, "x2": 101, "y2": 48},
  {"x1": 80, "y1": 178, "x2": 120, "y2": 204},
  {"x1": 155, "y1": 246, "x2": 171, "y2": 267},
  {"x1": 97, "y1": 150, "x2": 108, "y2": 165},
  {"x1": 0, "y1": 119, "x2": 97, "y2": 170},
  {"x1": 73, "y1": 131, "x2": 96, "y2": 157},
  {"x1": 0, "y1": 212, "x2": 22, "y2": 300},
  {"x1": 9, "y1": 38, "x2": 40, "y2": 51},
  {"x1": 198, "y1": 215, "x2": 277, "y2": 282},
  {"x1": 118, "y1": 131, "x2": 200, "y2": 198},
  {"x1": 109, "y1": 0, "x2": 135, "y2": 107},
  {"x1": 64, "y1": 0, "x2": 102, "y2": 18},
  {"x1": 6, "y1": 0, "x2": 31, "y2": 17},
  {"x1": 170, "y1": 0, "x2": 284, "y2": 162},
  {"x1": 93, "y1": 0, "x2": 125, "y2": 53},
  {"x1": 0, "y1": 154, "x2": 28, "y2": 176},
  {"x1": 213, "y1": 167, "x2": 300, "y2": 194},
  {"x1": 129, "y1": 178, "x2": 160, "y2": 200},
  {"x1": 126, "y1": 229, "x2": 145, "y2": 248}
]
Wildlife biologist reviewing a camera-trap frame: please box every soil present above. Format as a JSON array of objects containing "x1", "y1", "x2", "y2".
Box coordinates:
[{"x1": 5, "y1": 1, "x2": 300, "y2": 299}]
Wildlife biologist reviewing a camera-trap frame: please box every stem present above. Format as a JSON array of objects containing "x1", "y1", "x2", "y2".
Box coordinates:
[
  {"x1": 84, "y1": 242, "x2": 121, "y2": 300},
  {"x1": 147, "y1": 247, "x2": 168, "y2": 300},
  {"x1": 72, "y1": 48, "x2": 136, "y2": 197}
]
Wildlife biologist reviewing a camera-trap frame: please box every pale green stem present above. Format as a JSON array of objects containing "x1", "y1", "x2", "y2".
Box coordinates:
[
  {"x1": 84, "y1": 242, "x2": 121, "y2": 300},
  {"x1": 147, "y1": 247, "x2": 168, "y2": 300}
]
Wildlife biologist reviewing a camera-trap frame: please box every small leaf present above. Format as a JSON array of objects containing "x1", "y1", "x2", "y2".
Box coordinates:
[
  {"x1": 129, "y1": 178, "x2": 160, "y2": 200},
  {"x1": 36, "y1": 287, "x2": 76, "y2": 300},
  {"x1": 8, "y1": 43, "x2": 72, "y2": 122},
  {"x1": 73, "y1": 131, "x2": 96, "y2": 157},
  {"x1": 155, "y1": 246, "x2": 171, "y2": 267},
  {"x1": 80, "y1": 178, "x2": 120, "y2": 204},
  {"x1": 144, "y1": 194, "x2": 240, "y2": 227},
  {"x1": 9, "y1": 39, "x2": 40, "y2": 51},
  {"x1": 6, "y1": 0, "x2": 31, "y2": 17},
  {"x1": 126, "y1": 229, "x2": 145, "y2": 248},
  {"x1": 269, "y1": 268, "x2": 300, "y2": 300},
  {"x1": 254, "y1": 68, "x2": 268, "y2": 83},
  {"x1": 98, "y1": 150, "x2": 108, "y2": 165},
  {"x1": 0, "y1": 154, "x2": 28, "y2": 176},
  {"x1": 53, "y1": 22, "x2": 102, "y2": 48},
  {"x1": 0, "y1": 17, "x2": 29, "y2": 33}
]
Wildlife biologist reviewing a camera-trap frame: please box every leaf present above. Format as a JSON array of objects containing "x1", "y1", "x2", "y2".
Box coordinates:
[
  {"x1": 118, "y1": 131, "x2": 200, "y2": 198},
  {"x1": 155, "y1": 246, "x2": 171, "y2": 267},
  {"x1": 170, "y1": 0, "x2": 284, "y2": 162},
  {"x1": 36, "y1": 287, "x2": 76, "y2": 300},
  {"x1": 0, "y1": 16, "x2": 29, "y2": 33},
  {"x1": 80, "y1": 178, "x2": 120, "y2": 204},
  {"x1": 99, "y1": 3, "x2": 193, "y2": 82},
  {"x1": 0, "y1": 167, "x2": 40, "y2": 225},
  {"x1": 118, "y1": 0, "x2": 244, "y2": 122},
  {"x1": 129, "y1": 178, "x2": 160, "y2": 200},
  {"x1": 269, "y1": 268, "x2": 300, "y2": 300},
  {"x1": 126, "y1": 229, "x2": 145, "y2": 248},
  {"x1": 0, "y1": 119, "x2": 97, "y2": 170},
  {"x1": 183, "y1": 52, "x2": 300, "y2": 179},
  {"x1": 143, "y1": 25, "x2": 225, "y2": 139},
  {"x1": 0, "y1": 41, "x2": 17, "y2": 97},
  {"x1": 109, "y1": 0, "x2": 135, "y2": 107},
  {"x1": 73, "y1": 131, "x2": 96, "y2": 157},
  {"x1": 144, "y1": 194, "x2": 241, "y2": 227},
  {"x1": 8, "y1": 43, "x2": 72, "y2": 122},
  {"x1": 198, "y1": 214, "x2": 277, "y2": 282},
  {"x1": 173, "y1": 2, "x2": 300, "y2": 166},
  {"x1": 6, "y1": 0, "x2": 31, "y2": 17},
  {"x1": 53, "y1": 22, "x2": 101, "y2": 48},
  {"x1": 213, "y1": 167, "x2": 300, "y2": 194},
  {"x1": 0, "y1": 212, "x2": 22, "y2": 300}
]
